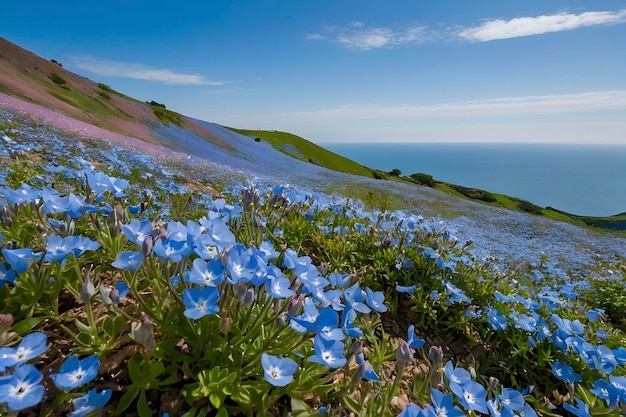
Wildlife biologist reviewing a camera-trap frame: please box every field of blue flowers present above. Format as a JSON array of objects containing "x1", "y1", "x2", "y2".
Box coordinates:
[{"x1": 1, "y1": 110, "x2": 626, "y2": 416}]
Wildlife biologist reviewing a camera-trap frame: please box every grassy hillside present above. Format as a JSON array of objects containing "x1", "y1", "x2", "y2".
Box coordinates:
[{"x1": 226, "y1": 127, "x2": 376, "y2": 177}]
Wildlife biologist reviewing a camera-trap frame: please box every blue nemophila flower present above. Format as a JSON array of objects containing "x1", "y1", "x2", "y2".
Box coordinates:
[
  {"x1": 261, "y1": 353, "x2": 298, "y2": 387},
  {"x1": 226, "y1": 243, "x2": 258, "y2": 284},
  {"x1": 2, "y1": 184, "x2": 40, "y2": 205},
  {"x1": 289, "y1": 297, "x2": 319, "y2": 333},
  {"x1": 609, "y1": 375, "x2": 626, "y2": 403},
  {"x1": 443, "y1": 281, "x2": 472, "y2": 304},
  {"x1": 68, "y1": 193, "x2": 100, "y2": 218},
  {"x1": 340, "y1": 308, "x2": 362, "y2": 338},
  {"x1": 0, "y1": 364, "x2": 45, "y2": 411},
  {"x1": 308, "y1": 334, "x2": 347, "y2": 368},
  {"x1": 365, "y1": 287, "x2": 387, "y2": 313},
  {"x1": 487, "y1": 307, "x2": 507, "y2": 330},
  {"x1": 50, "y1": 355, "x2": 100, "y2": 391},
  {"x1": 498, "y1": 387, "x2": 525, "y2": 413},
  {"x1": 112, "y1": 251, "x2": 144, "y2": 272},
  {"x1": 551, "y1": 361, "x2": 582, "y2": 383},
  {"x1": 450, "y1": 380, "x2": 488, "y2": 415},
  {"x1": 0, "y1": 264, "x2": 16, "y2": 287},
  {"x1": 1, "y1": 248, "x2": 42, "y2": 274},
  {"x1": 0, "y1": 332, "x2": 48, "y2": 372},
  {"x1": 315, "y1": 307, "x2": 345, "y2": 341},
  {"x1": 590, "y1": 379, "x2": 619, "y2": 407},
  {"x1": 396, "y1": 284, "x2": 417, "y2": 294},
  {"x1": 356, "y1": 357, "x2": 380, "y2": 382},
  {"x1": 68, "y1": 388, "x2": 113, "y2": 417},
  {"x1": 443, "y1": 361, "x2": 471, "y2": 386},
  {"x1": 45, "y1": 235, "x2": 99, "y2": 262},
  {"x1": 183, "y1": 287, "x2": 220, "y2": 319},
  {"x1": 122, "y1": 219, "x2": 154, "y2": 248},
  {"x1": 431, "y1": 389, "x2": 465, "y2": 417},
  {"x1": 42, "y1": 187, "x2": 70, "y2": 214},
  {"x1": 405, "y1": 324, "x2": 425, "y2": 349},
  {"x1": 562, "y1": 397, "x2": 591, "y2": 417},
  {"x1": 198, "y1": 216, "x2": 236, "y2": 253},
  {"x1": 266, "y1": 265, "x2": 295, "y2": 299},
  {"x1": 396, "y1": 403, "x2": 421, "y2": 417},
  {"x1": 187, "y1": 258, "x2": 225, "y2": 287},
  {"x1": 153, "y1": 236, "x2": 190, "y2": 263},
  {"x1": 343, "y1": 283, "x2": 370, "y2": 314}
]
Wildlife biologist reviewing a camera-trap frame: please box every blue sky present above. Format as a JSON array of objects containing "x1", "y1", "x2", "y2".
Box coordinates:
[{"x1": 2, "y1": 1, "x2": 626, "y2": 143}]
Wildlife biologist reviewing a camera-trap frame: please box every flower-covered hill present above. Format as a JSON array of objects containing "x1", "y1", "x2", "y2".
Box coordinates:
[{"x1": 2, "y1": 109, "x2": 626, "y2": 417}]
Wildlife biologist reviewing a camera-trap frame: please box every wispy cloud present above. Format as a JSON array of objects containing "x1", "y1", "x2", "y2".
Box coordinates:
[
  {"x1": 67, "y1": 55, "x2": 227, "y2": 85},
  {"x1": 308, "y1": 9, "x2": 626, "y2": 49},
  {"x1": 458, "y1": 9, "x2": 626, "y2": 42},
  {"x1": 306, "y1": 22, "x2": 428, "y2": 50},
  {"x1": 278, "y1": 90, "x2": 626, "y2": 121}
]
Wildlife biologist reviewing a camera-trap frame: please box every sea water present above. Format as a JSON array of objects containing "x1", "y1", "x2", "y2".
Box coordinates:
[{"x1": 323, "y1": 142, "x2": 626, "y2": 217}]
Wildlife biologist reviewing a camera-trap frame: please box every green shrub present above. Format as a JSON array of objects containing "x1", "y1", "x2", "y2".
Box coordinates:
[
  {"x1": 453, "y1": 185, "x2": 497, "y2": 202},
  {"x1": 48, "y1": 73, "x2": 66, "y2": 86},
  {"x1": 409, "y1": 173, "x2": 436, "y2": 187}
]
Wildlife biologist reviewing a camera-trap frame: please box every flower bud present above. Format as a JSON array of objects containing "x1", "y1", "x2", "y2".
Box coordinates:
[
  {"x1": 396, "y1": 340, "x2": 413, "y2": 374},
  {"x1": 219, "y1": 311, "x2": 231, "y2": 335},
  {"x1": 288, "y1": 295, "x2": 305, "y2": 316},
  {"x1": 428, "y1": 346, "x2": 443, "y2": 366},
  {"x1": 0, "y1": 313, "x2": 14, "y2": 332}
]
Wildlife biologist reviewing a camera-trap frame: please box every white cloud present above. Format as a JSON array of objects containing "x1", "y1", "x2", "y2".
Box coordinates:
[
  {"x1": 305, "y1": 33, "x2": 327, "y2": 41},
  {"x1": 67, "y1": 55, "x2": 227, "y2": 85},
  {"x1": 459, "y1": 9, "x2": 626, "y2": 42},
  {"x1": 273, "y1": 90, "x2": 626, "y2": 121},
  {"x1": 306, "y1": 23, "x2": 428, "y2": 50}
]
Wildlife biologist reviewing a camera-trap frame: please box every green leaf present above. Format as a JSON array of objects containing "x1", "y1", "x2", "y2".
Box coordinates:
[
  {"x1": 102, "y1": 316, "x2": 115, "y2": 337},
  {"x1": 290, "y1": 398, "x2": 317, "y2": 417},
  {"x1": 116, "y1": 385, "x2": 140, "y2": 414},
  {"x1": 137, "y1": 389, "x2": 153, "y2": 417},
  {"x1": 343, "y1": 396, "x2": 362, "y2": 414},
  {"x1": 216, "y1": 409, "x2": 228, "y2": 417},
  {"x1": 9, "y1": 317, "x2": 46, "y2": 335},
  {"x1": 209, "y1": 393, "x2": 222, "y2": 409}
]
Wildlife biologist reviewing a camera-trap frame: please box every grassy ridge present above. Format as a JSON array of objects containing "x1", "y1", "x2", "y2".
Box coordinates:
[{"x1": 226, "y1": 127, "x2": 376, "y2": 177}]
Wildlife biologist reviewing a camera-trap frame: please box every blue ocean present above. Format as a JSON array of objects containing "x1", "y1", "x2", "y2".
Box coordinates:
[{"x1": 323, "y1": 143, "x2": 626, "y2": 217}]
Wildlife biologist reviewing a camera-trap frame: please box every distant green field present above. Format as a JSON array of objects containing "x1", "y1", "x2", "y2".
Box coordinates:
[{"x1": 225, "y1": 127, "x2": 376, "y2": 177}]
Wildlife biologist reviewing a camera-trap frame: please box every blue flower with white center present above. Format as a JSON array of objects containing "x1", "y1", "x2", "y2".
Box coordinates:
[
  {"x1": 315, "y1": 307, "x2": 345, "y2": 341},
  {"x1": 444, "y1": 361, "x2": 471, "y2": 387},
  {"x1": 0, "y1": 364, "x2": 45, "y2": 411},
  {"x1": 50, "y1": 355, "x2": 100, "y2": 391},
  {"x1": 2, "y1": 184, "x2": 40, "y2": 205},
  {"x1": 122, "y1": 219, "x2": 154, "y2": 248},
  {"x1": 261, "y1": 354, "x2": 298, "y2": 387},
  {"x1": 431, "y1": 388, "x2": 465, "y2": 417},
  {"x1": 498, "y1": 387, "x2": 525, "y2": 413},
  {"x1": 182, "y1": 287, "x2": 220, "y2": 319},
  {"x1": 112, "y1": 251, "x2": 144, "y2": 272},
  {"x1": 68, "y1": 388, "x2": 113, "y2": 417},
  {"x1": 0, "y1": 332, "x2": 48, "y2": 372},
  {"x1": 450, "y1": 380, "x2": 488, "y2": 415},
  {"x1": 266, "y1": 265, "x2": 295, "y2": 299},
  {"x1": 308, "y1": 334, "x2": 346, "y2": 368},
  {"x1": 1, "y1": 248, "x2": 42, "y2": 274},
  {"x1": 226, "y1": 243, "x2": 258, "y2": 284},
  {"x1": 590, "y1": 379, "x2": 619, "y2": 407},
  {"x1": 365, "y1": 287, "x2": 387, "y2": 313},
  {"x1": 552, "y1": 361, "x2": 582, "y2": 383},
  {"x1": 187, "y1": 258, "x2": 225, "y2": 287}
]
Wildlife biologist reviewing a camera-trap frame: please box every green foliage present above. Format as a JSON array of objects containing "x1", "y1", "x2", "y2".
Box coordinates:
[
  {"x1": 388, "y1": 168, "x2": 401, "y2": 176},
  {"x1": 226, "y1": 127, "x2": 374, "y2": 176},
  {"x1": 516, "y1": 199, "x2": 543, "y2": 214},
  {"x1": 452, "y1": 185, "x2": 497, "y2": 202},
  {"x1": 48, "y1": 72, "x2": 66, "y2": 86},
  {"x1": 409, "y1": 172, "x2": 436, "y2": 187},
  {"x1": 148, "y1": 102, "x2": 184, "y2": 127}
]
